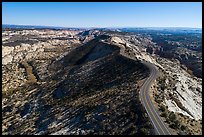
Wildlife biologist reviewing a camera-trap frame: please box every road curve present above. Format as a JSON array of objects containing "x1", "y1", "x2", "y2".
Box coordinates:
[{"x1": 139, "y1": 61, "x2": 172, "y2": 135}]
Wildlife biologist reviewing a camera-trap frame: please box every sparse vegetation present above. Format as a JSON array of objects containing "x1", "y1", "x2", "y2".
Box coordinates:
[
  {"x1": 2, "y1": 27, "x2": 202, "y2": 135},
  {"x1": 21, "y1": 61, "x2": 37, "y2": 83},
  {"x1": 180, "y1": 125, "x2": 187, "y2": 131},
  {"x1": 168, "y1": 112, "x2": 176, "y2": 122},
  {"x1": 159, "y1": 105, "x2": 166, "y2": 112},
  {"x1": 160, "y1": 112, "x2": 167, "y2": 118},
  {"x1": 2, "y1": 33, "x2": 152, "y2": 135}
]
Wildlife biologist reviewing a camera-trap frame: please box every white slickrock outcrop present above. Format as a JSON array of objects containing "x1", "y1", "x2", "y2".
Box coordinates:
[
  {"x1": 158, "y1": 57, "x2": 202, "y2": 120},
  {"x1": 109, "y1": 35, "x2": 202, "y2": 121}
]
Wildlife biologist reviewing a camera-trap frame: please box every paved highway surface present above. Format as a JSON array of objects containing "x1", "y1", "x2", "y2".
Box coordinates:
[{"x1": 139, "y1": 61, "x2": 172, "y2": 135}]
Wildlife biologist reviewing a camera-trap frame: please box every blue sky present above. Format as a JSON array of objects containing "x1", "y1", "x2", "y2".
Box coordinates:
[{"x1": 2, "y1": 2, "x2": 202, "y2": 28}]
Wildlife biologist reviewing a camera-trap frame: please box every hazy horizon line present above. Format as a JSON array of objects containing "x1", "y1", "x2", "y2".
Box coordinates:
[{"x1": 3, "y1": 24, "x2": 202, "y2": 29}]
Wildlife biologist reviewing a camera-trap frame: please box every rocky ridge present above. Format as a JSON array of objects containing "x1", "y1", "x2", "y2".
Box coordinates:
[
  {"x1": 2, "y1": 32, "x2": 153, "y2": 135},
  {"x1": 2, "y1": 29, "x2": 202, "y2": 135}
]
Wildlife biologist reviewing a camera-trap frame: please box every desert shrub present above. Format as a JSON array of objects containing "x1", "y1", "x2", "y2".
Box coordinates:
[
  {"x1": 168, "y1": 112, "x2": 176, "y2": 122},
  {"x1": 174, "y1": 120, "x2": 180, "y2": 128},
  {"x1": 159, "y1": 105, "x2": 166, "y2": 112},
  {"x1": 160, "y1": 112, "x2": 167, "y2": 118},
  {"x1": 169, "y1": 123, "x2": 177, "y2": 129},
  {"x1": 165, "y1": 118, "x2": 171, "y2": 124},
  {"x1": 178, "y1": 113, "x2": 184, "y2": 117},
  {"x1": 180, "y1": 125, "x2": 186, "y2": 131},
  {"x1": 139, "y1": 127, "x2": 149, "y2": 135},
  {"x1": 160, "y1": 83, "x2": 166, "y2": 90},
  {"x1": 155, "y1": 98, "x2": 162, "y2": 104}
]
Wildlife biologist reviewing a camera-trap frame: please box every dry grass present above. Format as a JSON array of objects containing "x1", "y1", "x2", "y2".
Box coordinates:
[
  {"x1": 21, "y1": 61, "x2": 37, "y2": 83},
  {"x1": 186, "y1": 69, "x2": 193, "y2": 76}
]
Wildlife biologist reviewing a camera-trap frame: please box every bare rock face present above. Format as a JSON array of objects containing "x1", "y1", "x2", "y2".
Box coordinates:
[
  {"x1": 156, "y1": 57, "x2": 202, "y2": 120},
  {"x1": 110, "y1": 36, "x2": 125, "y2": 44},
  {"x1": 30, "y1": 45, "x2": 38, "y2": 52},
  {"x1": 21, "y1": 44, "x2": 30, "y2": 51},
  {"x1": 2, "y1": 42, "x2": 47, "y2": 65},
  {"x1": 25, "y1": 52, "x2": 34, "y2": 60},
  {"x1": 14, "y1": 45, "x2": 24, "y2": 53},
  {"x1": 13, "y1": 52, "x2": 25, "y2": 62},
  {"x1": 2, "y1": 46, "x2": 14, "y2": 57},
  {"x1": 2, "y1": 54, "x2": 13, "y2": 65}
]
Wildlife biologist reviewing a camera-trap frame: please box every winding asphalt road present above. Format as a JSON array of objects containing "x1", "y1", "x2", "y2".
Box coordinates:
[{"x1": 139, "y1": 61, "x2": 172, "y2": 135}]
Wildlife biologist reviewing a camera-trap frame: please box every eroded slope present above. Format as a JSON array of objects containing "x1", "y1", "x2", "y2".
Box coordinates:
[{"x1": 2, "y1": 36, "x2": 152, "y2": 135}]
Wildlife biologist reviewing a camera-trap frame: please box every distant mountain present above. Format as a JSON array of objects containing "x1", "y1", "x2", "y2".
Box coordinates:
[
  {"x1": 2, "y1": 24, "x2": 84, "y2": 30},
  {"x1": 3, "y1": 24, "x2": 58, "y2": 29},
  {"x1": 119, "y1": 27, "x2": 202, "y2": 34}
]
